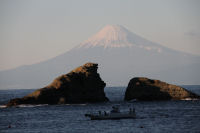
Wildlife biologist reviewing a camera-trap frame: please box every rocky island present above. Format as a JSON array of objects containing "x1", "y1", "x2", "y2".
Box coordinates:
[
  {"x1": 7, "y1": 63, "x2": 109, "y2": 107},
  {"x1": 124, "y1": 77, "x2": 200, "y2": 101}
]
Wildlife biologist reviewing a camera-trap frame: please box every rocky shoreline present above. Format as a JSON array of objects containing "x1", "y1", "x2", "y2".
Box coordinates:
[
  {"x1": 124, "y1": 77, "x2": 200, "y2": 101},
  {"x1": 7, "y1": 63, "x2": 108, "y2": 107},
  {"x1": 6, "y1": 63, "x2": 200, "y2": 107}
]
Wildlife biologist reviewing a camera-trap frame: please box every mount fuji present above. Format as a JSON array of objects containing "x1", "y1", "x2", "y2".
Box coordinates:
[{"x1": 0, "y1": 25, "x2": 200, "y2": 89}]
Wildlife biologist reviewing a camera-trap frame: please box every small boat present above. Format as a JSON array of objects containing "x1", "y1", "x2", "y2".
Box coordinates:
[{"x1": 85, "y1": 105, "x2": 136, "y2": 120}]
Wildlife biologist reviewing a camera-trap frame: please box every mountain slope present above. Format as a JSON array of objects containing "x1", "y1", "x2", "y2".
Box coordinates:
[{"x1": 0, "y1": 25, "x2": 199, "y2": 89}]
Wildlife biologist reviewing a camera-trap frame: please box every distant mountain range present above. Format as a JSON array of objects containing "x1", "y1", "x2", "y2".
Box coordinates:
[{"x1": 0, "y1": 25, "x2": 200, "y2": 89}]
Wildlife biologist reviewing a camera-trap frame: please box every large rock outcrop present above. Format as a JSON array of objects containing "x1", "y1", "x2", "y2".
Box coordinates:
[
  {"x1": 7, "y1": 63, "x2": 109, "y2": 106},
  {"x1": 124, "y1": 77, "x2": 200, "y2": 101}
]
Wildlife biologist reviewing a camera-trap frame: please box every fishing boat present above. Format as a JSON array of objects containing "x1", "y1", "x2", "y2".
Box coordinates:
[{"x1": 85, "y1": 105, "x2": 136, "y2": 120}]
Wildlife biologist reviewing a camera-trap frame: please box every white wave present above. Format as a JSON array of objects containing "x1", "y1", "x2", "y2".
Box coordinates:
[
  {"x1": 181, "y1": 98, "x2": 199, "y2": 101},
  {"x1": 0, "y1": 105, "x2": 7, "y2": 108},
  {"x1": 16, "y1": 104, "x2": 48, "y2": 108},
  {"x1": 64, "y1": 104, "x2": 87, "y2": 106}
]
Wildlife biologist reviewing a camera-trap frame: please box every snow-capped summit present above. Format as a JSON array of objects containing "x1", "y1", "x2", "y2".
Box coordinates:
[
  {"x1": 77, "y1": 25, "x2": 163, "y2": 53},
  {"x1": 78, "y1": 25, "x2": 134, "y2": 48}
]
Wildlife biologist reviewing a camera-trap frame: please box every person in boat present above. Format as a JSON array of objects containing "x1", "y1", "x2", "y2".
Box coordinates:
[
  {"x1": 99, "y1": 111, "x2": 101, "y2": 115},
  {"x1": 104, "y1": 111, "x2": 107, "y2": 116},
  {"x1": 111, "y1": 106, "x2": 120, "y2": 113},
  {"x1": 132, "y1": 108, "x2": 135, "y2": 113},
  {"x1": 129, "y1": 107, "x2": 135, "y2": 114}
]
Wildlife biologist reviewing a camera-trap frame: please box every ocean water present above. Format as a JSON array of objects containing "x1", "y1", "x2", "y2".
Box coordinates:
[{"x1": 0, "y1": 86, "x2": 200, "y2": 133}]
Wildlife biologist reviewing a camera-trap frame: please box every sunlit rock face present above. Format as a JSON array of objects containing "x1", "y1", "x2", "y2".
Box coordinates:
[
  {"x1": 6, "y1": 63, "x2": 108, "y2": 107},
  {"x1": 124, "y1": 77, "x2": 200, "y2": 101}
]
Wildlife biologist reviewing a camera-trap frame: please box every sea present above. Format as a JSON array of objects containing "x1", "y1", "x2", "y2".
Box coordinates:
[{"x1": 0, "y1": 86, "x2": 200, "y2": 133}]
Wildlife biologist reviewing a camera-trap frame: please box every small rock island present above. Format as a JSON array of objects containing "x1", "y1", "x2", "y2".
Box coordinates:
[
  {"x1": 7, "y1": 63, "x2": 109, "y2": 107},
  {"x1": 124, "y1": 77, "x2": 200, "y2": 101}
]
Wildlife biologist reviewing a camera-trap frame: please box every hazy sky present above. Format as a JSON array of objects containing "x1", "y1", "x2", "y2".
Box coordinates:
[{"x1": 0, "y1": 0, "x2": 200, "y2": 70}]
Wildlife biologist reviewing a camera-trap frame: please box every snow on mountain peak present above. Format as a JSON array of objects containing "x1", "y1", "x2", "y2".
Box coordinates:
[
  {"x1": 78, "y1": 25, "x2": 133, "y2": 48},
  {"x1": 77, "y1": 25, "x2": 163, "y2": 53}
]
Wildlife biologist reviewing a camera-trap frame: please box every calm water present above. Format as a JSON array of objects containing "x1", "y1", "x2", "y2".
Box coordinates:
[{"x1": 0, "y1": 86, "x2": 200, "y2": 133}]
